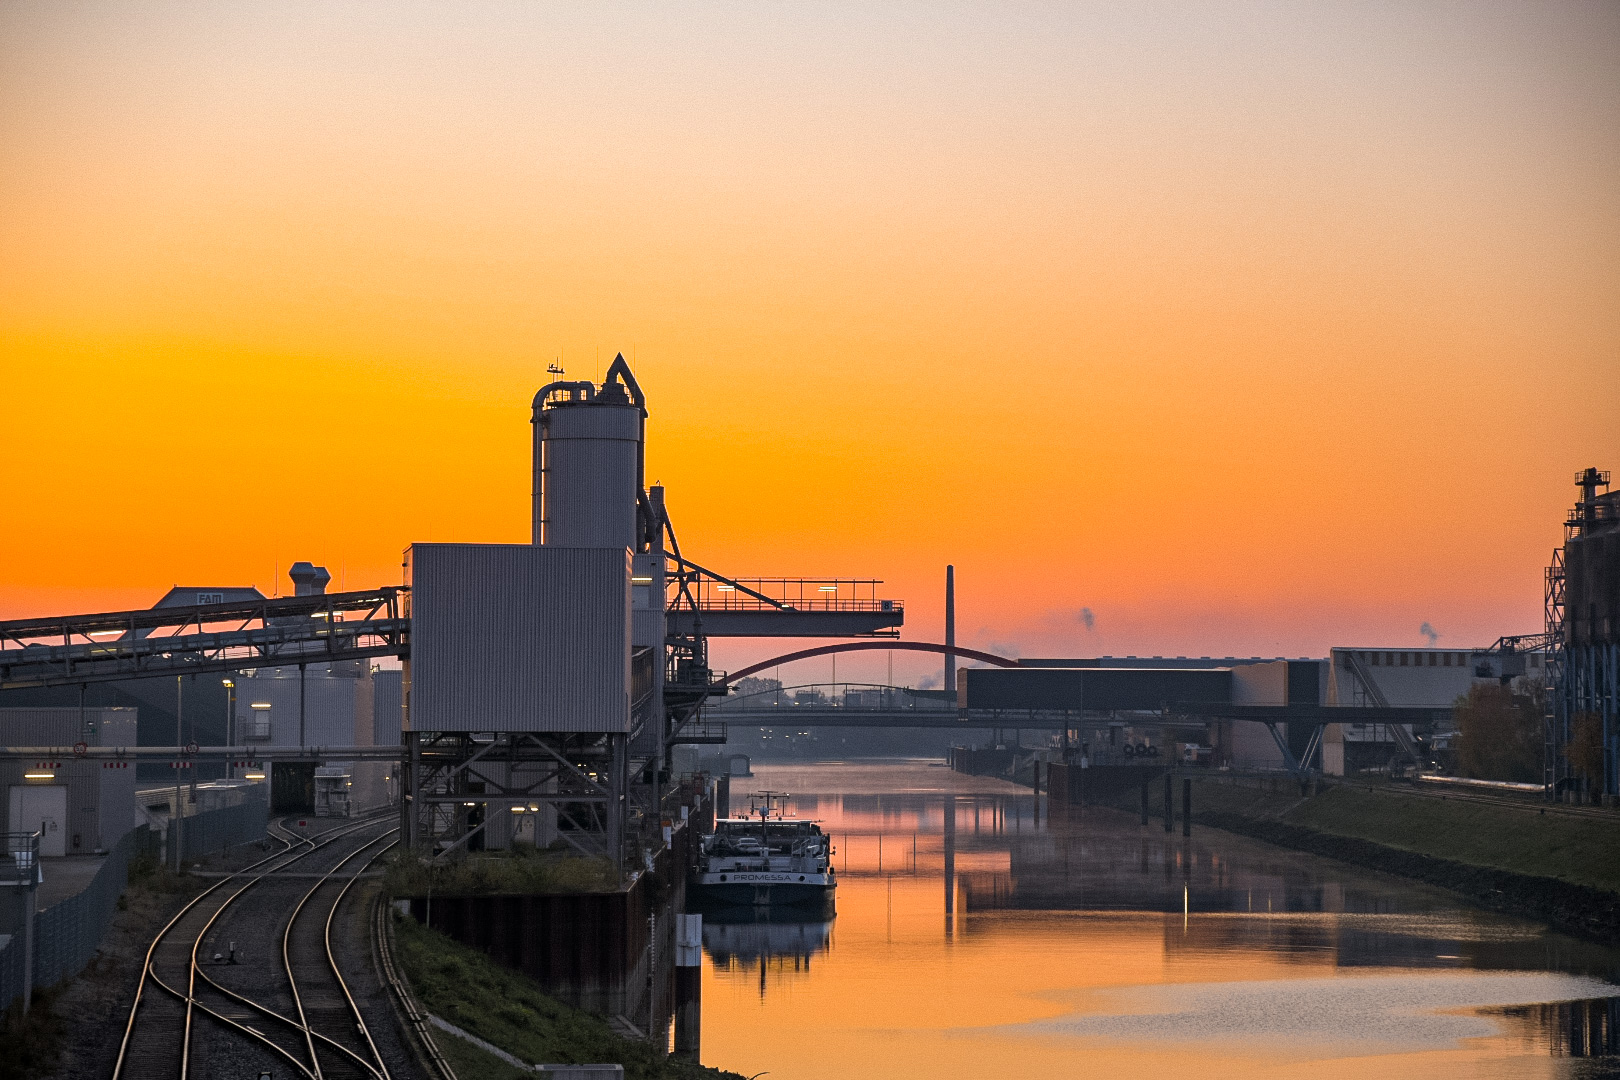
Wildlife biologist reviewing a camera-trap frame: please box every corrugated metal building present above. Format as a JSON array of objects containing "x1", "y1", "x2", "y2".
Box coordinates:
[
  {"x1": 960, "y1": 667, "x2": 1233, "y2": 712},
  {"x1": 0, "y1": 707, "x2": 138, "y2": 855},
  {"x1": 406, "y1": 543, "x2": 632, "y2": 733}
]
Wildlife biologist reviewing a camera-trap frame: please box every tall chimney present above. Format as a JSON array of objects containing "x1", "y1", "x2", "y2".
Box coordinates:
[{"x1": 944, "y1": 565, "x2": 956, "y2": 699}]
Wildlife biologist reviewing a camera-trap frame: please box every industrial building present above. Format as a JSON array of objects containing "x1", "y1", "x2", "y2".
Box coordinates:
[
  {"x1": 1551, "y1": 467, "x2": 1619, "y2": 799},
  {"x1": 0, "y1": 561, "x2": 399, "y2": 816},
  {"x1": 0, "y1": 707, "x2": 137, "y2": 855},
  {"x1": 395, "y1": 355, "x2": 902, "y2": 865}
]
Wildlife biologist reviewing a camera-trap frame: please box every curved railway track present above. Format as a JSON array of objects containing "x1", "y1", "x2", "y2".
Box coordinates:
[{"x1": 113, "y1": 811, "x2": 400, "y2": 1080}]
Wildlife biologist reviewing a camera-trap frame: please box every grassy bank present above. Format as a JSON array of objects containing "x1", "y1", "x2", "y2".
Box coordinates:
[
  {"x1": 1101, "y1": 774, "x2": 1620, "y2": 941},
  {"x1": 392, "y1": 915, "x2": 744, "y2": 1080},
  {"x1": 1178, "y1": 778, "x2": 1620, "y2": 892},
  {"x1": 382, "y1": 847, "x2": 619, "y2": 898}
]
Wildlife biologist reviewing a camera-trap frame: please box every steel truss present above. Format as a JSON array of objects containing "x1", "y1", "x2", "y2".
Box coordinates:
[
  {"x1": 0, "y1": 588, "x2": 409, "y2": 689},
  {"x1": 401, "y1": 731, "x2": 632, "y2": 868}
]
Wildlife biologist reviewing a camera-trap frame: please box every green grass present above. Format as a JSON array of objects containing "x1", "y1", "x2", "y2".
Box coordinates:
[
  {"x1": 1286, "y1": 784, "x2": 1620, "y2": 892},
  {"x1": 383, "y1": 846, "x2": 620, "y2": 898},
  {"x1": 0, "y1": 985, "x2": 63, "y2": 1080},
  {"x1": 434, "y1": 1028, "x2": 532, "y2": 1080},
  {"x1": 392, "y1": 915, "x2": 744, "y2": 1080},
  {"x1": 1178, "y1": 777, "x2": 1620, "y2": 893}
]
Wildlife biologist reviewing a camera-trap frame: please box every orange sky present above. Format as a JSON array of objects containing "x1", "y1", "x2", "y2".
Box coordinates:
[{"x1": 2, "y1": 3, "x2": 1616, "y2": 685}]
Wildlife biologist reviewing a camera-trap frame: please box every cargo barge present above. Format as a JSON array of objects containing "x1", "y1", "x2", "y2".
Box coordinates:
[{"x1": 689, "y1": 791, "x2": 835, "y2": 910}]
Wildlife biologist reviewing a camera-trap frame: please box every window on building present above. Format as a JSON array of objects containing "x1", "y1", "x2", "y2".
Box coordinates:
[
  {"x1": 1428, "y1": 653, "x2": 1437, "y2": 666},
  {"x1": 1443, "y1": 653, "x2": 1451, "y2": 666}
]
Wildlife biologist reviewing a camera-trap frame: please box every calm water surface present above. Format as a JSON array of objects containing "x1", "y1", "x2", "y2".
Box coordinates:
[{"x1": 698, "y1": 762, "x2": 1619, "y2": 1080}]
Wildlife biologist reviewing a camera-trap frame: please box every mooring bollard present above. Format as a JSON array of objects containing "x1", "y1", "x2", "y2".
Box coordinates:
[
  {"x1": 1182, "y1": 777, "x2": 1191, "y2": 837},
  {"x1": 1163, "y1": 773, "x2": 1173, "y2": 833},
  {"x1": 674, "y1": 913, "x2": 702, "y2": 1060}
]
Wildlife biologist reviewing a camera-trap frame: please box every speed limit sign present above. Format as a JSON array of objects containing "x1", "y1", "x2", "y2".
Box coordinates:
[{"x1": 73, "y1": 741, "x2": 88, "y2": 758}]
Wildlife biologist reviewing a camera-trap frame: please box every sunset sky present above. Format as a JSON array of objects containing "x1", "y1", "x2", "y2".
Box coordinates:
[{"x1": 2, "y1": 2, "x2": 1616, "y2": 685}]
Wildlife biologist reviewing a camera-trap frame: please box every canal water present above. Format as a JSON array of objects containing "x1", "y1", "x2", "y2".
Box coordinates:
[{"x1": 698, "y1": 761, "x2": 1619, "y2": 1080}]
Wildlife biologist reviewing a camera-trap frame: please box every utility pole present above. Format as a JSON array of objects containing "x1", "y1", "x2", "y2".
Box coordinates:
[{"x1": 173, "y1": 676, "x2": 184, "y2": 872}]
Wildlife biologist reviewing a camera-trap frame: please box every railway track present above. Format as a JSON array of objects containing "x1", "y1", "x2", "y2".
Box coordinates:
[
  {"x1": 113, "y1": 811, "x2": 400, "y2": 1080},
  {"x1": 1358, "y1": 777, "x2": 1617, "y2": 822}
]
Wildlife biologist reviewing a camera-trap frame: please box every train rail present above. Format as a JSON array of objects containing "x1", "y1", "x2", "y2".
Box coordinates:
[
  {"x1": 1337, "y1": 774, "x2": 1619, "y2": 822},
  {"x1": 113, "y1": 811, "x2": 400, "y2": 1080}
]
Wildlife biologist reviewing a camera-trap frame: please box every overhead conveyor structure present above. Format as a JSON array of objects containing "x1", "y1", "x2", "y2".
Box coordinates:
[{"x1": 0, "y1": 588, "x2": 409, "y2": 691}]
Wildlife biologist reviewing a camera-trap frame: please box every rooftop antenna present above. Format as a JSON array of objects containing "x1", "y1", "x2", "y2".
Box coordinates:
[{"x1": 547, "y1": 361, "x2": 564, "y2": 378}]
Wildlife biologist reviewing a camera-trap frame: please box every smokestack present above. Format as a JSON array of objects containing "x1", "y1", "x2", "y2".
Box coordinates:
[
  {"x1": 945, "y1": 565, "x2": 955, "y2": 699},
  {"x1": 288, "y1": 562, "x2": 330, "y2": 596}
]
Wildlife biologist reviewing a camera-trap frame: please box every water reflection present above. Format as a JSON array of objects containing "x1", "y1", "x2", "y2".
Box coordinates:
[
  {"x1": 703, "y1": 908, "x2": 834, "y2": 968},
  {"x1": 699, "y1": 762, "x2": 1620, "y2": 1080}
]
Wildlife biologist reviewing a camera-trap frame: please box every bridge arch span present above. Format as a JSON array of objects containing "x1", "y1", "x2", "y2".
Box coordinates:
[{"x1": 723, "y1": 641, "x2": 1019, "y2": 685}]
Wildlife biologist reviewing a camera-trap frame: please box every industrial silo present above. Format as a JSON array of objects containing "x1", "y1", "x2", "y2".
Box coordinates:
[
  {"x1": 531, "y1": 355, "x2": 647, "y2": 548},
  {"x1": 1557, "y1": 467, "x2": 1618, "y2": 800}
]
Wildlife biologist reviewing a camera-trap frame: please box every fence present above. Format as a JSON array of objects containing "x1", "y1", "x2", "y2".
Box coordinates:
[
  {"x1": 0, "y1": 797, "x2": 269, "y2": 1012},
  {"x1": 178, "y1": 798, "x2": 269, "y2": 863}
]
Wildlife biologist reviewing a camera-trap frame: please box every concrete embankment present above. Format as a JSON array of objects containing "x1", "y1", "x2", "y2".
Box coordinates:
[{"x1": 1036, "y1": 764, "x2": 1620, "y2": 944}]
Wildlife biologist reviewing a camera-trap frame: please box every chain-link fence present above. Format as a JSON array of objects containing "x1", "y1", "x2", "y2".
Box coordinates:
[{"x1": 0, "y1": 796, "x2": 269, "y2": 1012}]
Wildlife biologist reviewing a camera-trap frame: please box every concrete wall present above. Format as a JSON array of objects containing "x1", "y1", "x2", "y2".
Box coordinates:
[{"x1": 1232, "y1": 662, "x2": 1287, "y2": 705}]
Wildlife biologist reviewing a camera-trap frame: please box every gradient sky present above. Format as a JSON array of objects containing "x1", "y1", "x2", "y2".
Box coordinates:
[{"x1": 2, "y1": 2, "x2": 1616, "y2": 685}]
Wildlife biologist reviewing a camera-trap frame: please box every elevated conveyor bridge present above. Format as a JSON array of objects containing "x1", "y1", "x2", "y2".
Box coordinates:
[{"x1": 0, "y1": 588, "x2": 409, "y2": 690}]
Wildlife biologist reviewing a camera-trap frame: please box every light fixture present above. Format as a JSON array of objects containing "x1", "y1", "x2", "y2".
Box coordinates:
[
  {"x1": 715, "y1": 585, "x2": 735, "y2": 592},
  {"x1": 24, "y1": 771, "x2": 55, "y2": 780},
  {"x1": 818, "y1": 585, "x2": 838, "y2": 592},
  {"x1": 510, "y1": 806, "x2": 526, "y2": 813},
  {"x1": 89, "y1": 630, "x2": 122, "y2": 638},
  {"x1": 222, "y1": 679, "x2": 234, "y2": 688},
  {"x1": 244, "y1": 772, "x2": 266, "y2": 780},
  {"x1": 250, "y1": 702, "x2": 272, "y2": 710},
  {"x1": 631, "y1": 576, "x2": 653, "y2": 585}
]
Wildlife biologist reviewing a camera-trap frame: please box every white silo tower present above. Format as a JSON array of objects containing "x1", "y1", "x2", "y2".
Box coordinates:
[{"x1": 531, "y1": 354, "x2": 648, "y2": 549}]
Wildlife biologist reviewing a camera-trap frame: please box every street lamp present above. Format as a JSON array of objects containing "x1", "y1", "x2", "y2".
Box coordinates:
[{"x1": 222, "y1": 679, "x2": 236, "y2": 777}]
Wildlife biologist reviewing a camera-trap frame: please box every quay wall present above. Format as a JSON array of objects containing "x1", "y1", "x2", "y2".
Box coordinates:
[{"x1": 406, "y1": 792, "x2": 704, "y2": 1018}]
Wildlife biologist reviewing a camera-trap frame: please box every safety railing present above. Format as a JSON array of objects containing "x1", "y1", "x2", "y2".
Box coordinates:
[{"x1": 680, "y1": 576, "x2": 901, "y2": 613}]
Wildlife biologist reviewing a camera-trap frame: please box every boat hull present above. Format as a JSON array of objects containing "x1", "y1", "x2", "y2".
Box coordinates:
[{"x1": 688, "y1": 873, "x2": 835, "y2": 910}]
